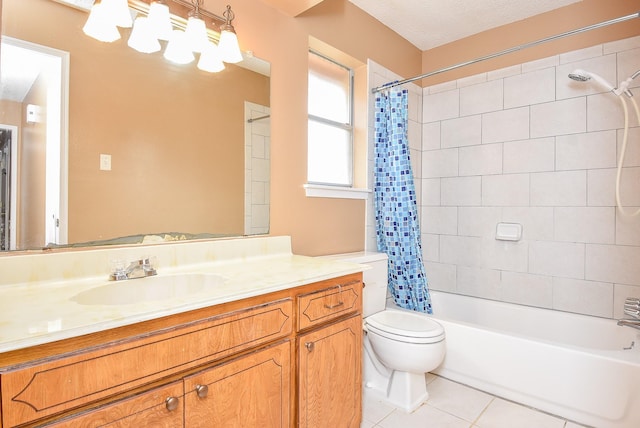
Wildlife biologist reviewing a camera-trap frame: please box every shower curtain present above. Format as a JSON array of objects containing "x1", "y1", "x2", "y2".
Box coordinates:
[{"x1": 374, "y1": 88, "x2": 432, "y2": 314}]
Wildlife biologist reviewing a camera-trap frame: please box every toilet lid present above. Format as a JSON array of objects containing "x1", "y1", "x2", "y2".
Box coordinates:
[{"x1": 365, "y1": 309, "x2": 445, "y2": 340}]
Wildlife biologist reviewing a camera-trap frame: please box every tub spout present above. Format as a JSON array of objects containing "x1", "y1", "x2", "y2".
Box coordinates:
[{"x1": 617, "y1": 319, "x2": 640, "y2": 330}]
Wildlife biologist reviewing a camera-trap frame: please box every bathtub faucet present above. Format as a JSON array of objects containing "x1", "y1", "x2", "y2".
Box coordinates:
[{"x1": 617, "y1": 319, "x2": 640, "y2": 331}]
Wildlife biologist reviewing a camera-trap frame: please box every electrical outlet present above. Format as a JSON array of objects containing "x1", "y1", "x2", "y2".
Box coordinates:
[{"x1": 100, "y1": 154, "x2": 111, "y2": 171}]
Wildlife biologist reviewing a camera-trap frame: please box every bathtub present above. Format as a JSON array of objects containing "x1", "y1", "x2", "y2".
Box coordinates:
[{"x1": 425, "y1": 291, "x2": 640, "y2": 428}]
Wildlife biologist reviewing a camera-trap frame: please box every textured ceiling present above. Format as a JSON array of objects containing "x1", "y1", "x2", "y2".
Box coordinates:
[{"x1": 348, "y1": 0, "x2": 583, "y2": 50}]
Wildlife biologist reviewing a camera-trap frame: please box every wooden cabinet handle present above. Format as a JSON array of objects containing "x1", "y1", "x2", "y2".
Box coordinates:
[
  {"x1": 195, "y1": 384, "x2": 209, "y2": 398},
  {"x1": 165, "y1": 396, "x2": 179, "y2": 412},
  {"x1": 305, "y1": 342, "x2": 314, "y2": 352}
]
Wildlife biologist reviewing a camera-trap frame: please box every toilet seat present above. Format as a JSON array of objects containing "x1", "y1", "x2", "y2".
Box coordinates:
[{"x1": 365, "y1": 309, "x2": 445, "y2": 344}]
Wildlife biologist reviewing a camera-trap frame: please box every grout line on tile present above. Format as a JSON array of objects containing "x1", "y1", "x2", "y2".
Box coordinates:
[
  {"x1": 470, "y1": 396, "x2": 494, "y2": 426},
  {"x1": 434, "y1": 374, "x2": 587, "y2": 426}
]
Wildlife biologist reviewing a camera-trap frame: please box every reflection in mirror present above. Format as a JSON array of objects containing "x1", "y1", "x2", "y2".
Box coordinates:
[{"x1": 0, "y1": 0, "x2": 270, "y2": 251}]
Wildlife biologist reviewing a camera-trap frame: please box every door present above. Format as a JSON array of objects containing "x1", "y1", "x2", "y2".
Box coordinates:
[
  {"x1": 183, "y1": 340, "x2": 291, "y2": 428},
  {"x1": 298, "y1": 315, "x2": 362, "y2": 428},
  {"x1": 44, "y1": 381, "x2": 184, "y2": 428},
  {"x1": 0, "y1": 128, "x2": 11, "y2": 250}
]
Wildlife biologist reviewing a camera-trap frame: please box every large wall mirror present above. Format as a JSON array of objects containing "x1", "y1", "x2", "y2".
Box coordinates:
[{"x1": 0, "y1": 0, "x2": 270, "y2": 251}]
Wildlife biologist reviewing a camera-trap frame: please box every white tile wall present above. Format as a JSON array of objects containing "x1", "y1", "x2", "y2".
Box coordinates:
[
  {"x1": 244, "y1": 102, "x2": 271, "y2": 235},
  {"x1": 442, "y1": 115, "x2": 481, "y2": 148},
  {"x1": 482, "y1": 106, "x2": 529, "y2": 144},
  {"x1": 503, "y1": 137, "x2": 555, "y2": 173},
  {"x1": 420, "y1": 36, "x2": 640, "y2": 318},
  {"x1": 367, "y1": 37, "x2": 640, "y2": 319}
]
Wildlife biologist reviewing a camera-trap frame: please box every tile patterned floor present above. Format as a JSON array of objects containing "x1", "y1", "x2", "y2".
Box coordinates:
[{"x1": 361, "y1": 374, "x2": 590, "y2": 428}]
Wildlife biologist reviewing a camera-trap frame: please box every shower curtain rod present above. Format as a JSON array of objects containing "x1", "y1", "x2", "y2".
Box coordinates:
[
  {"x1": 372, "y1": 11, "x2": 640, "y2": 93},
  {"x1": 247, "y1": 115, "x2": 270, "y2": 123}
]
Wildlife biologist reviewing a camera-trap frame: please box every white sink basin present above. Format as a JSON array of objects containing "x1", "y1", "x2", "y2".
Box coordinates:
[{"x1": 71, "y1": 273, "x2": 227, "y2": 305}]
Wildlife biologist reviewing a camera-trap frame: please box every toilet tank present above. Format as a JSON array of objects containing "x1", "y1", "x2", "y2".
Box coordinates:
[{"x1": 321, "y1": 251, "x2": 388, "y2": 318}]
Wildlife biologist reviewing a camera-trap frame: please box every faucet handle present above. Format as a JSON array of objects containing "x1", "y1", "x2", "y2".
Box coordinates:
[
  {"x1": 624, "y1": 297, "x2": 640, "y2": 319},
  {"x1": 141, "y1": 257, "x2": 157, "y2": 277},
  {"x1": 109, "y1": 259, "x2": 128, "y2": 281}
]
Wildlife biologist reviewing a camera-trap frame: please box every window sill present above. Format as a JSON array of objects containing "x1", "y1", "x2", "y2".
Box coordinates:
[{"x1": 303, "y1": 184, "x2": 371, "y2": 200}]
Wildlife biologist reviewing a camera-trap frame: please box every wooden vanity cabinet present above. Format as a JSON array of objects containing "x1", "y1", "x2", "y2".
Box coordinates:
[
  {"x1": 0, "y1": 273, "x2": 362, "y2": 428},
  {"x1": 46, "y1": 341, "x2": 291, "y2": 428},
  {"x1": 296, "y1": 280, "x2": 363, "y2": 428},
  {"x1": 297, "y1": 315, "x2": 362, "y2": 428}
]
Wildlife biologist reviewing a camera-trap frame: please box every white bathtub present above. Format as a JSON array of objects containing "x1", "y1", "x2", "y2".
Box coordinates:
[{"x1": 425, "y1": 291, "x2": 640, "y2": 428}]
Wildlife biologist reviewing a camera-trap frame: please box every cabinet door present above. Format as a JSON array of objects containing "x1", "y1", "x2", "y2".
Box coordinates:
[
  {"x1": 298, "y1": 315, "x2": 362, "y2": 428},
  {"x1": 183, "y1": 341, "x2": 290, "y2": 428},
  {"x1": 45, "y1": 381, "x2": 184, "y2": 428}
]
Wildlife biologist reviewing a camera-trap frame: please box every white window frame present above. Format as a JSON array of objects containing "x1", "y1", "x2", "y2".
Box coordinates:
[{"x1": 306, "y1": 50, "x2": 368, "y2": 199}]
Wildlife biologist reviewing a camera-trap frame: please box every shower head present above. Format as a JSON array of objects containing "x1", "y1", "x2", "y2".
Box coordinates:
[
  {"x1": 568, "y1": 70, "x2": 590, "y2": 82},
  {"x1": 568, "y1": 68, "x2": 616, "y2": 93}
]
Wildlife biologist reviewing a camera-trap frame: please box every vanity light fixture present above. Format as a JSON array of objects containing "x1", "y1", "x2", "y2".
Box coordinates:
[
  {"x1": 217, "y1": 5, "x2": 243, "y2": 63},
  {"x1": 128, "y1": 16, "x2": 161, "y2": 53},
  {"x1": 163, "y1": 29, "x2": 195, "y2": 64},
  {"x1": 83, "y1": 2, "x2": 122, "y2": 42},
  {"x1": 147, "y1": 0, "x2": 173, "y2": 41},
  {"x1": 83, "y1": 0, "x2": 243, "y2": 72},
  {"x1": 184, "y1": 1, "x2": 210, "y2": 53},
  {"x1": 197, "y1": 42, "x2": 225, "y2": 72},
  {"x1": 107, "y1": 0, "x2": 134, "y2": 28}
]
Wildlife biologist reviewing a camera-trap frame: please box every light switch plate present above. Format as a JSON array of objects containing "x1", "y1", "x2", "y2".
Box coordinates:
[{"x1": 100, "y1": 154, "x2": 111, "y2": 171}]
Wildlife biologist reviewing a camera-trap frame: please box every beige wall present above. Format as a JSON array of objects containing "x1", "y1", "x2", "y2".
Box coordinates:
[{"x1": 20, "y1": 74, "x2": 47, "y2": 248}]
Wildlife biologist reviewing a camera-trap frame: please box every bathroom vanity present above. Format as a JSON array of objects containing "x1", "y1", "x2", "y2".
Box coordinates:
[{"x1": 0, "y1": 237, "x2": 364, "y2": 427}]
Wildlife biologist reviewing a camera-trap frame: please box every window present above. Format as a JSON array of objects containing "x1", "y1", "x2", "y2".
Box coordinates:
[{"x1": 307, "y1": 50, "x2": 353, "y2": 186}]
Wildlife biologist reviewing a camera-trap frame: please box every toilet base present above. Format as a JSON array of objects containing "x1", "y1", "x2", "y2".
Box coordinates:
[
  {"x1": 386, "y1": 370, "x2": 429, "y2": 412},
  {"x1": 363, "y1": 370, "x2": 429, "y2": 413},
  {"x1": 362, "y1": 337, "x2": 429, "y2": 413},
  {"x1": 363, "y1": 345, "x2": 429, "y2": 413}
]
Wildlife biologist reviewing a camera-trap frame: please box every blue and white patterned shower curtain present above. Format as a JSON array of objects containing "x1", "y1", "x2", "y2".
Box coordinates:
[{"x1": 374, "y1": 88, "x2": 432, "y2": 314}]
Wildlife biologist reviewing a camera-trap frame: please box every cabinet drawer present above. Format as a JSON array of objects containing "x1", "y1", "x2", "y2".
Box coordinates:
[
  {"x1": 1, "y1": 299, "x2": 292, "y2": 427},
  {"x1": 44, "y1": 381, "x2": 184, "y2": 428},
  {"x1": 297, "y1": 280, "x2": 361, "y2": 331}
]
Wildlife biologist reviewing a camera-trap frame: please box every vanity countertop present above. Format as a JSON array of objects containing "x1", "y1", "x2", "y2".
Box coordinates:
[{"x1": 0, "y1": 237, "x2": 366, "y2": 354}]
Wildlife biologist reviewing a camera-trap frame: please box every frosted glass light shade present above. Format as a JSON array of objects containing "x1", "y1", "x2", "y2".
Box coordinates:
[
  {"x1": 218, "y1": 30, "x2": 243, "y2": 63},
  {"x1": 147, "y1": 1, "x2": 173, "y2": 41},
  {"x1": 164, "y1": 30, "x2": 195, "y2": 64},
  {"x1": 83, "y1": 3, "x2": 121, "y2": 43},
  {"x1": 128, "y1": 17, "x2": 161, "y2": 53},
  {"x1": 103, "y1": 0, "x2": 133, "y2": 28},
  {"x1": 185, "y1": 16, "x2": 209, "y2": 53},
  {"x1": 197, "y1": 43, "x2": 225, "y2": 73}
]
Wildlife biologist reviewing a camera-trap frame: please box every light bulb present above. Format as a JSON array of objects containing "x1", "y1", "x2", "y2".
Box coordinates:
[
  {"x1": 103, "y1": 0, "x2": 133, "y2": 28},
  {"x1": 147, "y1": 1, "x2": 173, "y2": 41},
  {"x1": 218, "y1": 29, "x2": 243, "y2": 63},
  {"x1": 164, "y1": 30, "x2": 195, "y2": 64},
  {"x1": 83, "y1": 3, "x2": 121, "y2": 43},
  {"x1": 197, "y1": 42, "x2": 225, "y2": 73},
  {"x1": 185, "y1": 16, "x2": 209, "y2": 53},
  {"x1": 128, "y1": 17, "x2": 161, "y2": 54}
]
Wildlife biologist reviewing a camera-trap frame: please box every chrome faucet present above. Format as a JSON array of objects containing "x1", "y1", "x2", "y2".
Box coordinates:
[
  {"x1": 617, "y1": 319, "x2": 640, "y2": 330},
  {"x1": 110, "y1": 257, "x2": 157, "y2": 281},
  {"x1": 617, "y1": 297, "x2": 640, "y2": 330}
]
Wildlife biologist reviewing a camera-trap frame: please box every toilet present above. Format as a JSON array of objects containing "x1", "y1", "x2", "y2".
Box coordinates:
[{"x1": 330, "y1": 251, "x2": 445, "y2": 413}]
